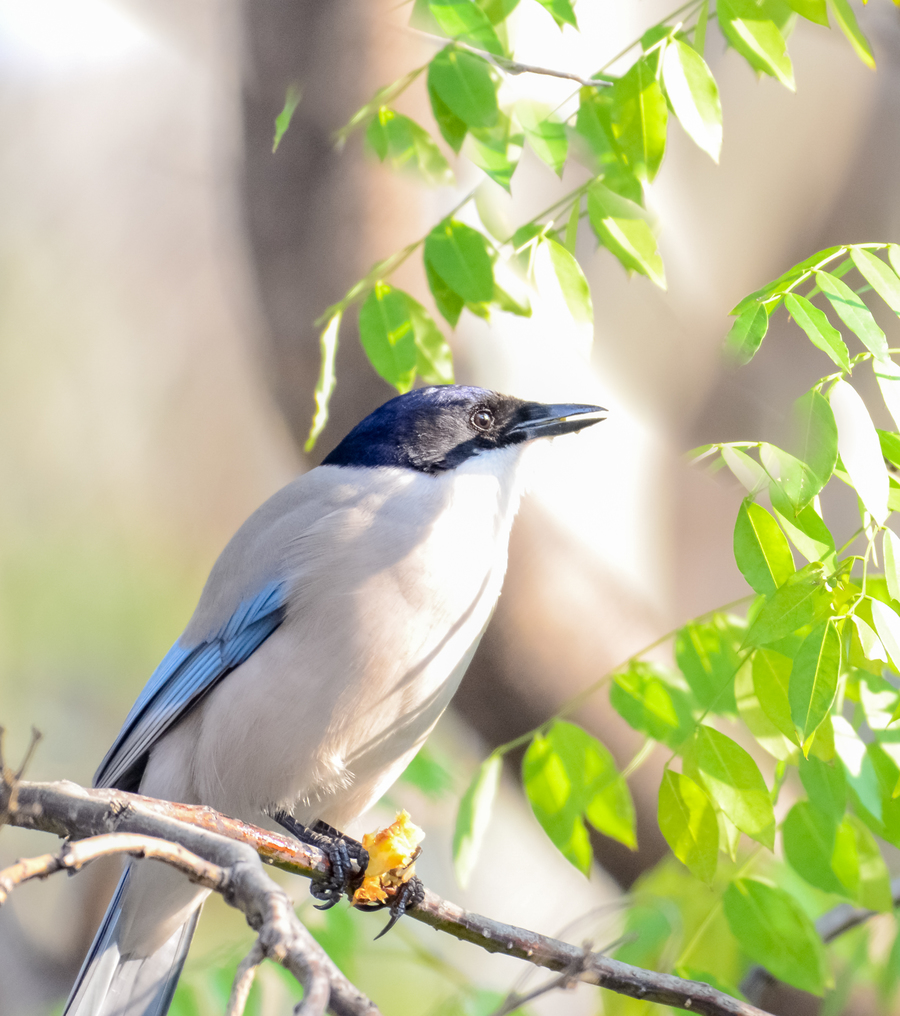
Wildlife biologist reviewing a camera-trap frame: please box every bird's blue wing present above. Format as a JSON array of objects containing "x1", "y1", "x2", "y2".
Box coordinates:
[{"x1": 94, "y1": 580, "x2": 287, "y2": 791}]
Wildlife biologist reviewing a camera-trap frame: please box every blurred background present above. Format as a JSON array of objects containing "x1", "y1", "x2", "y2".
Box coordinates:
[{"x1": 0, "y1": 1, "x2": 899, "y2": 1014}]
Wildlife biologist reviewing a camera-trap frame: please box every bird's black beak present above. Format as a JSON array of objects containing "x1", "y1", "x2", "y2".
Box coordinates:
[{"x1": 506, "y1": 402, "x2": 607, "y2": 442}]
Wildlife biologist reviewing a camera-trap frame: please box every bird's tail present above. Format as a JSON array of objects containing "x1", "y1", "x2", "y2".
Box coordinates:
[{"x1": 64, "y1": 866, "x2": 201, "y2": 1016}]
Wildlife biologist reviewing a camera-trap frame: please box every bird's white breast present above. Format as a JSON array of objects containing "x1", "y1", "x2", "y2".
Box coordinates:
[{"x1": 142, "y1": 446, "x2": 530, "y2": 829}]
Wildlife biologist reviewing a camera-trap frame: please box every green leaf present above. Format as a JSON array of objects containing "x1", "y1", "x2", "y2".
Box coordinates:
[
  {"x1": 662, "y1": 39, "x2": 722, "y2": 162},
  {"x1": 405, "y1": 295, "x2": 454, "y2": 383},
  {"x1": 884, "y1": 529, "x2": 900, "y2": 604},
  {"x1": 851, "y1": 248, "x2": 900, "y2": 315},
  {"x1": 789, "y1": 619, "x2": 841, "y2": 748},
  {"x1": 658, "y1": 770, "x2": 719, "y2": 882},
  {"x1": 871, "y1": 599, "x2": 900, "y2": 672},
  {"x1": 753, "y1": 648, "x2": 799, "y2": 743},
  {"x1": 572, "y1": 89, "x2": 641, "y2": 201},
  {"x1": 721, "y1": 445, "x2": 768, "y2": 493},
  {"x1": 771, "y1": 503, "x2": 835, "y2": 565},
  {"x1": 610, "y1": 661, "x2": 695, "y2": 749},
  {"x1": 609, "y1": 57, "x2": 667, "y2": 183},
  {"x1": 428, "y1": 45, "x2": 499, "y2": 130},
  {"x1": 724, "y1": 304, "x2": 768, "y2": 365},
  {"x1": 792, "y1": 388, "x2": 838, "y2": 493},
  {"x1": 735, "y1": 655, "x2": 798, "y2": 760},
  {"x1": 734, "y1": 500, "x2": 795, "y2": 596},
  {"x1": 684, "y1": 725, "x2": 775, "y2": 848},
  {"x1": 827, "y1": 0, "x2": 875, "y2": 69},
  {"x1": 784, "y1": 293, "x2": 850, "y2": 371},
  {"x1": 533, "y1": 0, "x2": 578, "y2": 29},
  {"x1": 830, "y1": 378, "x2": 890, "y2": 525},
  {"x1": 880, "y1": 429, "x2": 900, "y2": 470},
  {"x1": 428, "y1": 83, "x2": 468, "y2": 152},
  {"x1": 400, "y1": 745, "x2": 453, "y2": 799},
  {"x1": 564, "y1": 198, "x2": 579, "y2": 254},
  {"x1": 723, "y1": 879, "x2": 828, "y2": 995},
  {"x1": 675, "y1": 615, "x2": 742, "y2": 712},
  {"x1": 466, "y1": 113, "x2": 523, "y2": 191},
  {"x1": 477, "y1": 0, "x2": 520, "y2": 24},
  {"x1": 816, "y1": 270, "x2": 888, "y2": 360},
  {"x1": 543, "y1": 238, "x2": 593, "y2": 326},
  {"x1": 743, "y1": 562, "x2": 830, "y2": 647},
  {"x1": 425, "y1": 260, "x2": 464, "y2": 326},
  {"x1": 833, "y1": 715, "x2": 883, "y2": 822},
  {"x1": 517, "y1": 102, "x2": 568, "y2": 176},
  {"x1": 849, "y1": 614, "x2": 888, "y2": 673},
  {"x1": 782, "y1": 800, "x2": 845, "y2": 894},
  {"x1": 761, "y1": 442, "x2": 820, "y2": 514},
  {"x1": 522, "y1": 721, "x2": 636, "y2": 873},
  {"x1": 365, "y1": 108, "x2": 455, "y2": 187},
  {"x1": 453, "y1": 754, "x2": 502, "y2": 887},
  {"x1": 425, "y1": 220, "x2": 495, "y2": 304},
  {"x1": 429, "y1": 0, "x2": 506, "y2": 56},
  {"x1": 717, "y1": 0, "x2": 795, "y2": 89},
  {"x1": 272, "y1": 82, "x2": 302, "y2": 153},
  {"x1": 799, "y1": 754, "x2": 846, "y2": 820},
  {"x1": 587, "y1": 181, "x2": 666, "y2": 289},
  {"x1": 832, "y1": 814, "x2": 892, "y2": 910},
  {"x1": 890, "y1": 244, "x2": 900, "y2": 279},
  {"x1": 786, "y1": 0, "x2": 828, "y2": 25},
  {"x1": 304, "y1": 312, "x2": 341, "y2": 453},
  {"x1": 358, "y1": 282, "x2": 418, "y2": 392},
  {"x1": 873, "y1": 358, "x2": 900, "y2": 433}
]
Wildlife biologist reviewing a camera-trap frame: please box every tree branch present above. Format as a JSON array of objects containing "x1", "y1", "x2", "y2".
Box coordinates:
[{"x1": 2, "y1": 775, "x2": 773, "y2": 1016}]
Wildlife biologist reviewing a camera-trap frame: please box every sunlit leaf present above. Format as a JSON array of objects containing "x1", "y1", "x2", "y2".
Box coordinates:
[
  {"x1": 358, "y1": 282, "x2": 418, "y2": 392},
  {"x1": 543, "y1": 237, "x2": 593, "y2": 326},
  {"x1": 609, "y1": 56, "x2": 667, "y2": 183},
  {"x1": 816, "y1": 270, "x2": 888, "y2": 360},
  {"x1": 428, "y1": 45, "x2": 499, "y2": 130},
  {"x1": 564, "y1": 198, "x2": 579, "y2": 253},
  {"x1": 782, "y1": 800, "x2": 845, "y2": 894},
  {"x1": 791, "y1": 389, "x2": 838, "y2": 493},
  {"x1": 784, "y1": 293, "x2": 849, "y2": 371},
  {"x1": 425, "y1": 220, "x2": 495, "y2": 304},
  {"x1": 722, "y1": 445, "x2": 768, "y2": 494},
  {"x1": 873, "y1": 357, "x2": 900, "y2": 434},
  {"x1": 466, "y1": 113, "x2": 523, "y2": 191},
  {"x1": 587, "y1": 181, "x2": 665, "y2": 288},
  {"x1": 405, "y1": 295, "x2": 455, "y2": 383},
  {"x1": 771, "y1": 503, "x2": 835, "y2": 565},
  {"x1": 830, "y1": 378, "x2": 890, "y2": 524},
  {"x1": 717, "y1": 0, "x2": 795, "y2": 89},
  {"x1": 572, "y1": 88, "x2": 643, "y2": 203},
  {"x1": 789, "y1": 619, "x2": 841, "y2": 750},
  {"x1": 684, "y1": 725, "x2": 775, "y2": 848},
  {"x1": 827, "y1": 0, "x2": 875, "y2": 69},
  {"x1": 753, "y1": 648, "x2": 798, "y2": 743},
  {"x1": 425, "y1": 260, "x2": 464, "y2": 326},
  {"x1": 851, "y1": 247, "x2": 900, "y2": 314},
  {"x1": 533, "y1": 0, "x2": 578, "y2": 28},
  {"x1": 611, "y1": 661, "x2": 695, "y2": 749},
  {"x1": 658, "y1": 770, "x2": 719, "y2": 882},
  {"x1": 517, "y1": 101, "x2": 568, "y2": 176},
  {"x1": 725, "y1": 304, "x2": 768, "y2": 365},
  {"x1": 799, "y1": 753, "x2": 846, "y2": 820},
  {"x1": 429, "y1": 0, "x2": 506, "y2": 56},
  {"x1": 365, "y1": 108, "x2": 455, "y2": 187},
  {"x1": 735, "y1": 656, "x2": 798, "y2": 760},
  {"x1": 675, "y1": 615, "x2": 742, "y2": 712},
  {"x1": 723, "y1": 880, "x2": 828, "y2": 995},
  {"x1": 734, "y1": 500, "x2": 795, "y2": 596},
  {"x1": 428, "y1": 84, "x2": 468, "y2": 152},
  {"x1": 832, "y1": 815, "x2": 892, "y2": 910},
  {"x1": 743, "y1": 562, "x2": 830, "y2": 647},
  {"x1": 523, "y1": 721, "x2": 636, "y2": 873},
  {"x1": 272, "y1": 82, "x2": 302, "y2": 153},
  {"x1": 833, "y1": 715, "x2": 883, "y2": 822},
  {"x1": 871, "y1": 598, "x2": 900, "y2": 672},
  {"x1": 400, "y1": 745, "x2": 453, "y2": 799},
  {"x1": 760, "y1": 442, "x2": 820, "y2": 514},
  {"x1": 453, "y1": 754, "x2": 502, "y2": 888},
  {"x1": 304, "y1": 312, "x2": 341, "y2": 452},
  {"x1": 786, "y1": 0, "x2": 828, "y2": 25},
  {"x1": 662, "y1": 39, "x2": 722, "y2": 161},
  {"x1": 884, "y1": 529, "x2": 900, "y2": 603}
]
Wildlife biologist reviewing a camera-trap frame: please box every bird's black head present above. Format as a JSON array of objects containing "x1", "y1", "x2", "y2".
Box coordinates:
[{"x1": 322, "y1": 385, "x2": 606, "y2": 475}]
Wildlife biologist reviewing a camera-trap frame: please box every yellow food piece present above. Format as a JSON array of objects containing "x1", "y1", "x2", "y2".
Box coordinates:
[{"x1": 352, "y1": 811, "x2": 424, "y2": 906}]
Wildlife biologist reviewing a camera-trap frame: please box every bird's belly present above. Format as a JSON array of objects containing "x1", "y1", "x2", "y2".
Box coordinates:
[{"x1": 184, "y1": 545, "x2": 504, "y2": 828}]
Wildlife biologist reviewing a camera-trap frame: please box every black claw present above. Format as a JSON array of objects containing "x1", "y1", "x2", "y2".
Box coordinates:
[
  {"x1": 272, "y1": 811, "x2": 368, "y2": 906},
  {"x1": 373, "y1": 876, "x2": 425, "y2": 940}
]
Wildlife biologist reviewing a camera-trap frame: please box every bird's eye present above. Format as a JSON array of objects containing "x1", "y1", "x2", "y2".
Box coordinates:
[{"x1": 471, "y1": 407, "x2": 495, "y2": 432}]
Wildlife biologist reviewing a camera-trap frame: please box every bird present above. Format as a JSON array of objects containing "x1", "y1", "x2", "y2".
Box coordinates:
[{"x1": 64, "y1": 383, "x2": 605, "y2": 1016}]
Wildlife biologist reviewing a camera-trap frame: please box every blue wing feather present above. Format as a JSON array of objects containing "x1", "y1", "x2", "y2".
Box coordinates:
[{"x1": 95, "y1": 580, "x2": 288, "y2": 791}]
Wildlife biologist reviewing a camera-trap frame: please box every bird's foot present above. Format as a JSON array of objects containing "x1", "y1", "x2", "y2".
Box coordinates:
[
  {"x1": 272, "y1": 812, "x2": 369, "y2": 910},
  {"x1": 354, "y1": 875, "x2": 425, "y2": 939}
]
